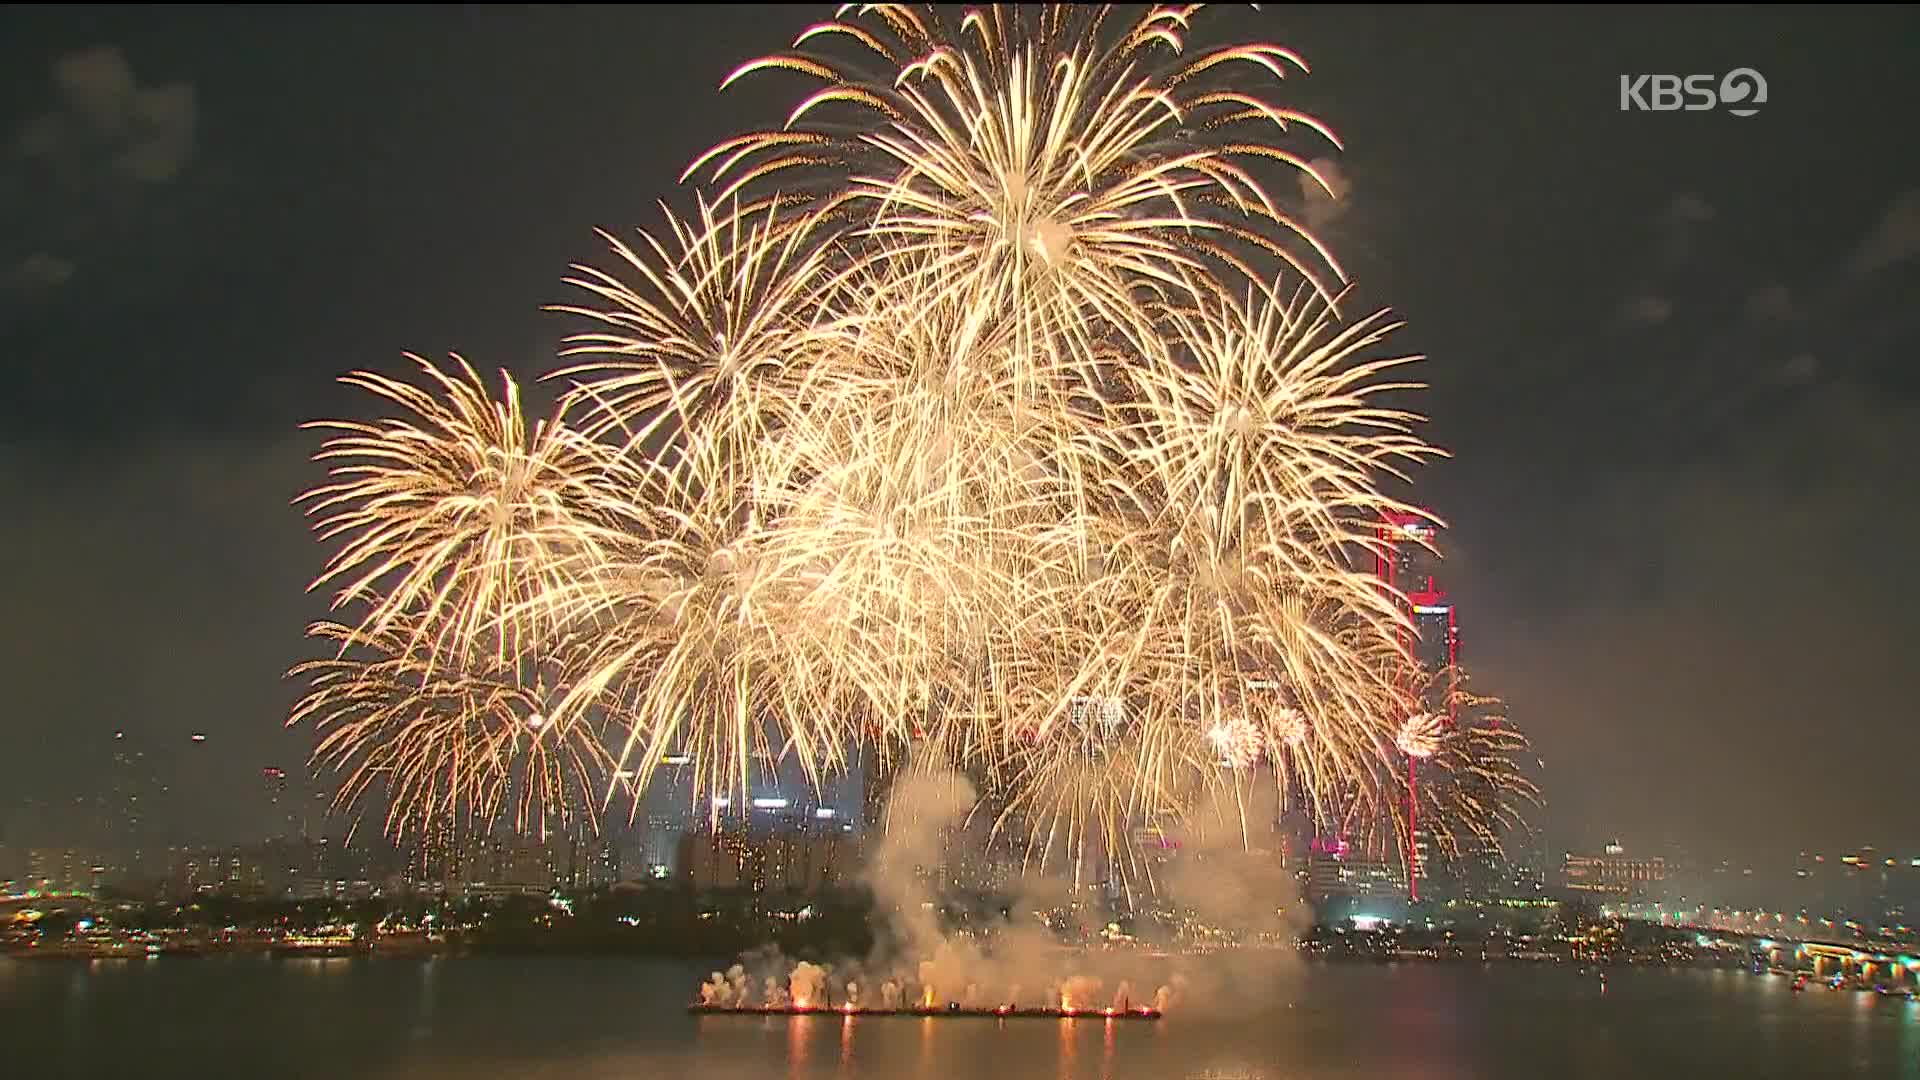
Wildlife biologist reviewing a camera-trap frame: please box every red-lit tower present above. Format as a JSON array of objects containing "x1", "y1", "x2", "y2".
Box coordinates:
[
  {"x1": 1374, "y1": 511, "x2": 1459, "y2": 901},
  {"x1": 1375, "y1": 512, "x2": 1459, "y2": 679}
]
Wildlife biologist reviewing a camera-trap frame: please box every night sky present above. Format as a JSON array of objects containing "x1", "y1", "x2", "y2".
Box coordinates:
[{"x1": 4, "y1": 6, "x2": 1916, "y2": 864}]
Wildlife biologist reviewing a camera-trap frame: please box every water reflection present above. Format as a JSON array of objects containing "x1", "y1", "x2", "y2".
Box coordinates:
[
  {"x1": 64, "y1": 964, "x2": 89, "y2": 1046},
  {"x1": 9, "y1": 958, "x2": 1920, "y2": 1079},
  {"x1": 412, "y1": 954, "x2": 438, "y2": 1042},
  {"x1": 284, "y1": 956, "x2": 356, "y2": 975},
  {"x1": 1900, "y1": 999, "x2": 1920, "y2": 1074},
  {"x1": 786, "y1": 1013, "x2": 816, "y2": 1080}
]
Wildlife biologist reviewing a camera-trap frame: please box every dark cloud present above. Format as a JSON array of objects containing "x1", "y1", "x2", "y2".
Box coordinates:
[
  {"x1": 5, "y1": 251, "x2": 76, "y2": 292},
  {"x1": 1743, "y1": 284, "x2": 1796, "y2": 323},
  {"x1": 1663, "y1": 193, "x2": 1715, "y2": 225},
  {"x1": 1618, "y1": 294, "x2": 1673, "y2": 326},
  {"x1": 17, "y1": 46, "x2": 197, "y2": 184},
  {"x1": 1849, "y1": 188, "x2": 1920, "y2": 275},
  {"x1": 1656, "y1": 192, "x2": 1716, "y2": 265},
  {"x1": 1778, "y1": 352, "x2": 1819, "y2": 383},
  {"x1": 3, "y1": 45, "x2": 197, "y2": 297}
]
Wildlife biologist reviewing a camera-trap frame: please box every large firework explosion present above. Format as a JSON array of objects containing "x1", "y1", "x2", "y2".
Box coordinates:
[
  {"x1": 288, "y1": 4, "x2": 1497, "y2": 878},
  {"x1": 288, "y1": 618, "x2": 622, "y2": 839},
  {"x1": 1401, "y1": 667, "x2": 1542, "y2": 867},
  {"x1": 299, "y1": 355, "x2": 641, "y2": 672}
]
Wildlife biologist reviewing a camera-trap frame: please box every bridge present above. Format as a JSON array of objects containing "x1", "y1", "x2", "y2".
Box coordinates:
[{"x1": 1607, "y1": 905, "x2": 1920, "y2": 986}]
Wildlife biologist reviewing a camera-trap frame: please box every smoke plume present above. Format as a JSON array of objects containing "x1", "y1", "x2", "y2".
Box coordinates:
[{"x1": 694, "y1": 753, "x2": 1312, "y2": 1017}]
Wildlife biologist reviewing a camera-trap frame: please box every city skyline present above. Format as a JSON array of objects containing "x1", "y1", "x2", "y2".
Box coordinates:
[
  {"x1": 2, "y1": 7, "x2": 1917, "y2": 864},
  {"x1": 5, "y1": 11, "x2": 1919, "y2": 1080},
  {"x1": 6, "y1": 717, "x2": 1910, "y2": 889}
]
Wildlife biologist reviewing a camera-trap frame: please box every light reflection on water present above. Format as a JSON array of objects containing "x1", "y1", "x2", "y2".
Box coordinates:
[{"x1": 2, "y1": 956, "x2": 1916, "y2": 1079}]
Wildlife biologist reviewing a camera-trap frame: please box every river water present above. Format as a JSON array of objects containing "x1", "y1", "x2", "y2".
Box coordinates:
[{"x1": 5, "y1": 953, "x2": 1916, "y2": 1078}]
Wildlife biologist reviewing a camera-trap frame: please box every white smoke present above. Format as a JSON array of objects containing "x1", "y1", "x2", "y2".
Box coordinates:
[
  {"x1": 695, "y1": 750, "x2": 1245, "y2": 1016},
  {"x1": 1059, "y1": 974, "x2": 1104, "y2": 1011},
  {"x1": 1152, "y1": 976, "x2": 1188, "y2": 1013},
  {"x1": 698, "y1": 963, "x2": 752, "y2": 1006},
  {"x1": 788, "y1": 961, "x2": 829, "y2": 1009},
  {"x1": 1161, "y1": 779, "x2": 1308, "y2": 941},
  {"x1": 1148, "y1": 781, "x2": 1311, "y2": 1016}
]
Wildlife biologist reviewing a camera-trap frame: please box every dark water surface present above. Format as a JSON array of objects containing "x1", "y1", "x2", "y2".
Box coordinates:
[{"x1": 5, "y1": 954, "x2": 1916, "y2": 1078}]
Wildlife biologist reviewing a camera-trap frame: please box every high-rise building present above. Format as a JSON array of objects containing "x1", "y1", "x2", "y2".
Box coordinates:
[
  {"x1": 633, "y1": 742, "x2": 860, "y2": 881},
  {"x1": 680, "y1": 813, "x2": 857, "y2": 896},
  {"x1": 1374, "y1": 512, "x2": 1459, "y2": 681},
  {"x1": 261, "y1": 767, "x2": 299, "y2": 842},
  {"x1": 633, "y1": 753, "x2": 697, "y2": 880},
  {"x1": 1305, "y1": 836, "x2": 1407, "y2": 912},
  {"x1": 1371, "y1": 512, "x2": 1460, "y2": 901}
]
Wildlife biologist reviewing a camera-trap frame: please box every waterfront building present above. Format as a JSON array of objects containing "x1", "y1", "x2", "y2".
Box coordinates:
[
  {"x1": 1563, "y1": 841, "x2": 1667, "y2": 897},
  {"x1": 1306, "y1": 836, "x2": 1407, "y2": 911}
]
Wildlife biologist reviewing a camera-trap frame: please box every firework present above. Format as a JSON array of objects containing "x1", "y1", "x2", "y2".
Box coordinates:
[
  {"x1": 1122, "y1": 279, "x2": 1440, "y2": 568},
  {"x1": 1272, "y1": 706, "x2": 1309, "y2": 750},
  {"x1": 299, "y1": 355, "x2": 634, "y2": 670},
  {"x1": 530, "y1": 434, "x2": 879, "y2": 813},
  {"x1": 549, "y1": 197, "x2": 846, "y2": 452},
  {"x1": 1402, "y1": 668, "x2": 1541, "y2": 863},
  {"x1": 290, "y1": 4, "x2": 1448, "y2": 869},
  {"x1": 287, "y1": 619, "x2": 619, "y2": 839},
  {"x1": 694, "y1": 5, "x2": 1351, "y2": 333},
  {"x1": 1395, "y1": 713, "x2": 1444, "y2": 760},
  {"x1": 1207, "y1": 714, "x2": 1263, "y2": 771}
]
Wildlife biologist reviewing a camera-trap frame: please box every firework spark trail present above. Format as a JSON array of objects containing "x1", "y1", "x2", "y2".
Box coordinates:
[
  {"x1": 299, "y1": 355, "x2": 636, "y2": 672},
  {"x1": 534, "y1": 435, "x2": 877, "y2": 817},
  {"x1": 287, "y1": 619, "x2": 619, "y2": 839},
  {"x1": 286, "y1": 5, "x2": 1487, "y2": 871},
  {"x1": 549, "y1": 197, "x2": 847, "y2": 452},
  {"x1": 1402, "y1": 667, "x2": 1542, "y2": 864},
  {"x1": 694, "y1": 4, "x2": 1350, "y2": 312}
]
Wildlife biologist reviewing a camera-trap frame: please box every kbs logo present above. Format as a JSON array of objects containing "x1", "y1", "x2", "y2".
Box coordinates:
[{"x1": 1619, "y1": 69, "x2": 1767, "y2": 117}]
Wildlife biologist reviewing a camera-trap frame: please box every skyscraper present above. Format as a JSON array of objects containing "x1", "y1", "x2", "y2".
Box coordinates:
[
  {"x1": 262, "y1": 767, "x2": 299, "y2": 841},
  {"x1": 1374, "y1": 512, "x2": 1459, "y2": 683},
  {"x1": 635, "y1": 753, "x2": 696, "y2": 880},
  {"x1": 1372, "y1": 512, "x2": 1458, "y2": 901}
]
